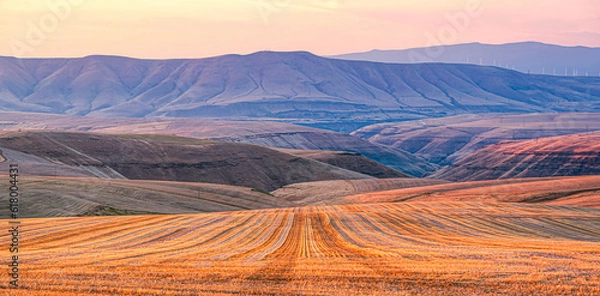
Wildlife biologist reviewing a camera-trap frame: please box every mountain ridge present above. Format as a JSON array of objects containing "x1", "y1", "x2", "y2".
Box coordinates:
[
  {"x1": 1, "y1": 51, "x2": 599, "y2": 132},
  {"x1": 331, "y1": 41, "x2": 600, "y2": 76}
]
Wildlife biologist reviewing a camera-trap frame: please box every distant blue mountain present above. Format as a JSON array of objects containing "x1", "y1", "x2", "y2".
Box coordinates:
[
  {"x1": 331, "y1": 42, "x2": 600, "y2": 76},
  {"x1": 0, "y1": 50, "x2": 599, "y2": 132}
]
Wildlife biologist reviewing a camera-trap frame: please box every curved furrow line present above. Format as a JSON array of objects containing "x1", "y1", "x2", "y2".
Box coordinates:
[
  {"x1": 79, "y1": 214, "x2": 256, "y2": 265},
  {"x1": 20, "y1": 217, "x2": 118, "y2": 234},
  {"x1": 342, "y1": 211, "x2": 407, "y2": 248},
  {"x1": 348, "y1": 211, "x2": 438, "y2": 247},
  {"x1": 19, "y1": 217, "x2": 132, "y2": 240},
  {"x1": 407, "y1": 213, "x2": 498, "y2": 241},
  {"x1": 362, "y1": 211, "x2": 463, "y2": 247},
  {"x1": 207, "y1": 212, "x2": 285, "y2": 261},
  {"x1": 138, "y1": 213, "x2": 263, "y2": 261},
  {"x1": 324, "y1": 211, "x2": 373, "y2": 249},
  {"x1": 349, "y1": 212, "x2": 433, "y2": 249},
  {"x1": 366, "y1": 205, "x2": 500, "y2": 246},
  {"x1": 130, "y1": 215, "x2": 232, "y2": 247},
  {"x1": 372, "y1": 211, "x2": 441, "y2": 237},
  {"x1": 299, "y1": 215, "x2": 311, "y2": 258},
  {"x1": 174, "y1": 213, "x2": 271, "y2": 258},
  {"x1": 240, "y1": 212, "x2": 304, "y2": 285},
  {"x1": 221, "y1": 212, "x2": 288, "y2": 261},
  {"x1": 425, "y1": 213, "x2": 505, "y2": 238},
  {"x1": 555, "y1": 218, "x2": 600, "y2": 237},
  {"x1": 475, "y1": 217, "x2": 554, "y2": 238},
  {"x1": 537, "y1": 217, "x2": 600, "y2": 240},
  {"x1": 242, "y1": 212, "x2": 295, "y2": 261},
  {"x1": 78, "y1": 215, "x2": 218, "y2": 249},
  {"x1": 323, "y1": 210, "x2": 400, "y2": 258},
  {"x1": 306, "y1": 214, "x2": 330, "y2": 259},
  {"x1": 263, "y1": 212, "x2": 305, "y2": 260},
  {"x1": 511, "y1": 217, "x2": 599, "y2": 241},
  {"x1": 304, "y1": 214, "x2": 325, "y2": 258},
  {"x1": 55, "y1": 215, "x2": 190, "y2": 248},
  {"x1": 116, "y1": 215, "x2": 243, "y2": 250},
  {"x1": 23, "y1": 216, "x2": 164, "y2": 248},
  {"x1": 314, "y1": 211, "x2": 391, "y2": 259}
]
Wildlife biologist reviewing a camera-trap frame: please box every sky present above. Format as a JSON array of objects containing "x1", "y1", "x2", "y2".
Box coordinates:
[{"x1": 0, "y1": 0, "x2": 598, "y2": 58}]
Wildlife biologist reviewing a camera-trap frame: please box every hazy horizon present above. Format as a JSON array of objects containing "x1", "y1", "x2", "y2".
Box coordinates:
[
  {"x1": 1, "y1": 0, "x2": 598, "y2": 59},
  {"x1": 0, "y1": 40, "x2": 598, "y2": 60}
]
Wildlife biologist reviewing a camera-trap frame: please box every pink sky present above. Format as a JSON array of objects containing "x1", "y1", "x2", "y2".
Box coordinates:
[{"x1": 1, "y1": 0, "x2": 598, "y2": 58}]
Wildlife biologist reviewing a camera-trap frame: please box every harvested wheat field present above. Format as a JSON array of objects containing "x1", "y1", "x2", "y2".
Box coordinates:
[{"x1": 3, "y1": 202, "x2": 599, "y2": 295}]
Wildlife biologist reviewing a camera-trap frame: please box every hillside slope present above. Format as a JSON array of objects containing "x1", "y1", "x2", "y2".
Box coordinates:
[
  {"x1": 0, "y1": 112, "x2": 436, "y2": 177},
  {"x1": 276, "y1": 149, "x2": 409, "y2": 178},
  {"x1": 343, "y1": 176, "x2": 600, "y2": 209},
  {"x1": 0, "y1": 176, "x2": 295, "y2": 218},
  {"x1": 215, "y1": 132, "x2": 436, "y2": 177},
  {"x1": 353, "y1": 113, "x2": 600, "y2": 165},
  {"x1": 1, "y1": 52, "x2": 599, "y2": 130},
  {"x1": 272, "y1": 178, "x2": 447, "y2": 205},
  {"x1": 0, "y1": 131, "x2": 373, "y2": 191},
  {"x1": 430, "y1": 132, "x2": 600, "y2": 181}
]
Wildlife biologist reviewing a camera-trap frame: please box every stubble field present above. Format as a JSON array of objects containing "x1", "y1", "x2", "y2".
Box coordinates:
[{"x1": 3, "y1": 202, "x2": 599, "y2": 295}]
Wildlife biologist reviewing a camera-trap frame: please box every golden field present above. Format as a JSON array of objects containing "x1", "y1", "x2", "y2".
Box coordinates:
[{"x1": 2, "y1": 202, "x2": 599, "y2": 295}]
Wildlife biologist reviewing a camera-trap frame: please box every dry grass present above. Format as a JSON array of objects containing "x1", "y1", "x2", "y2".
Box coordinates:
[
  {"x1": 272, "y1": 178, "x2": 448, "y2": 205},
  {"x1": 431, "y1": 132, "x2": 600, "y2": 181},
  {"x1": 0, "y1": 131, "x2": 372, "y2": 192},
  {"x1": 345, "y1": 176, "x2": 600, "y2": 208},
  {"x1": 2, "y1": 202, "x2": 599, "y2": 295},
  {"x1": 0, "y1": 176, "x2": 295, "y2": 218}
]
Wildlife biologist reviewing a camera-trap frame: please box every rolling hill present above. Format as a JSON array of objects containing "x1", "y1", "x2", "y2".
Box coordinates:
[
  {"x1": 0, "y1": 131, "x2": 375, "y2": 191},
  {"x1": 0, "y1": 112, "x2": 437, "y2": 177},
  {"x1": 430, "y1": 132, "x2": 600, "y2": 181},
  {"x1": 332, "y1": 41, "x2": 600, "y2": 75},
  {"x1": 275, "y1": 149, "x2": 409, "y2": 178},
  {"x1": 1, "y1": 52, "x2": 599, "y2": 131},
  {"x1": 213, "y1": 131, "x2": 436, "y2": 177},
  {"x1": 343, "y1": 176, "x2": 600, "y2": 209},
  {"x1": 8, "y1": 202, "x2": 600, "y2": 295},
  {"x1": 271, "y1": 178, "x2": 448, "y2": 205},
  {"x1": 0, "y1": 176, "x2": 295, "y2": 218},
  {"x1": 353, "y1": 113, "x2": 600, "y2": 165}
]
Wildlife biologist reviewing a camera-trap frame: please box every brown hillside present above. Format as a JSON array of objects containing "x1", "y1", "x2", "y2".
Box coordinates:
[
  {"x1": 276, "y1": 149, "x2": 409, "y2": 178},
  {"x1": 353, "y1": 113, "x2": 600, "y2": 165},
  {"x1": 0, "y1": 131, "x2": 372, "y2": 191},
  {"x1": 431, "y1": 132, "x2": 600, "y2": 181},
  {"x1": 0, "y1": 111, "x2": 436, "y2": 177},
  {"x1": 0, "y1": 176, "x2": 295, "y2": 218}
]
